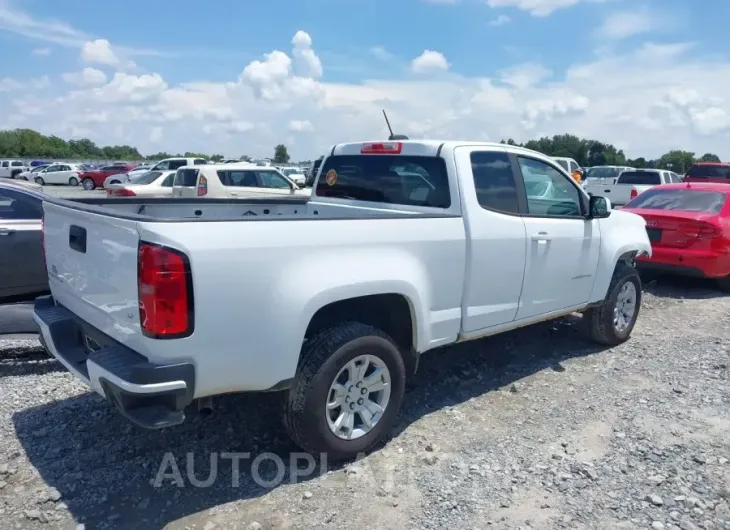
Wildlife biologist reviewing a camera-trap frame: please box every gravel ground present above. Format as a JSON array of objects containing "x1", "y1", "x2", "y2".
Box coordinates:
[{"x1": 1, "y1": 275, "x2": 728, "y2": 530}]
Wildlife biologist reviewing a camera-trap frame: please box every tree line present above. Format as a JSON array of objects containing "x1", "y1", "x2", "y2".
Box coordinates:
[
  {"x1": 501, "y1": 134, "x2": 721, "y2": 173},
  {"x1": 0, "y1": 128, "x2": 722, "y2": 173}
]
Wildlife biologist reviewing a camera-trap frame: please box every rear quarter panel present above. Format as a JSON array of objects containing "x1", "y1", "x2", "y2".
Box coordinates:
[{"x1": 138, "y1": 215, "x2": 467, "y2": 397}]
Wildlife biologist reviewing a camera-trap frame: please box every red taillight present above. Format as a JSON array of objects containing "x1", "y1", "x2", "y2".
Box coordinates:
[
  {"x1": 112, "y1": 188, "x2": 136, "y2": 196},
  {"x1": 681, "y1": 222, "x2": 719, "y2": 239},
  {"x1": 360, "y1": 142, "x2": 402, "y2": 154},
  {"x1": 630, "y1": 188, "x2": 638, "y2": 199},
  {"x1": 197, "y1": 175, "x2": 207, "y2": 196},
  {"x1": 138, "y1": 242, "x2": 193, "y2": 338}
]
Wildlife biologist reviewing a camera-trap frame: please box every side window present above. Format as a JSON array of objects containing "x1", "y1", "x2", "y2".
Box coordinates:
[
  {"x1": 259, "y1": 171, "x2": 291, "y2": 189},
  {"x1": 11, "y1": 161, "x2": 23, "y2": 167},
  {"x1": 1, "y1": 161, "x2": 8, "y2": 168},
  {"x1": 218, "y1": 170, "x2": 258, "y2": 187},
  {"x1": 517, "y1": 157, "x2": 582, "y2": 217},
  {"x1": 153, "y1": 161, "x2": 170, "y2": 170},
  {"x1": 45, "y1": 165, "x2": 60, "y2": 172},
  {"x1": 569, "y1": 161, "x2": 578, "y2": 173},
  {"x1": 59, "y1": 165, "x2": 70, "y2": 171},
  {"x1": 168, "y1": 159, "x2": 188, "y2": 170},
  {"x1": 0, "y1": 191, "x2": 42, "y2": 220},
  {"x1": 470, "y1": 151, "x2": 520, "y2": 214},
  {"x1": 193, "y1": 159, "x2": 207, "y2": 165},
  {"x1": 160, "y1": 174, "x2": 175, "y2": 187}
]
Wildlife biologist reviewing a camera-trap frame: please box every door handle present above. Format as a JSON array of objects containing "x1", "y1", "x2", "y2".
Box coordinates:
[
  {"x1": 0, "y1": 228, "x2": 15, "y2": 236},
  {"x1": 531, "y1": 232, "x2": 552, "y2": 242},
  {"x1": 604, "y1": 189, "x2": 611, "y2": 193}
]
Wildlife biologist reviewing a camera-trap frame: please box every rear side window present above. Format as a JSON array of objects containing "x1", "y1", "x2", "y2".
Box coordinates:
[
  {"x1": 132, "y1": 171, "x2": 163, "y2": 184},
  {"x1": 315, "y1": 155, "x2": 451, "y2": 208},
  {"x1": 0, "y1": 191, "x2": 42, "y2": 220},
  {"x1": 470, "y1": 151, "x2": 519, "y2": 214},
  {"x1": 174, "y1": 168, "x2": 198, "y2": 186},
  {"x1": 168, "y1": 159, "x2": 189, "y2": 170},
  {"x1": 11, "y1": 161, "x2": 23, "y2": 167},
  {"x1": 626, "y1": 189, "x2": 726, "y2": 213},
  {"x1": 193, "y1": 159, "x2": 207, "y2": 165},
  {"x1": 618, "y1": 171, "x2": 662, "y2": 185},
  {"x1": 686, "y1": 164, "x2": 730, "y2": 179},
  {"x1": 217, "y1": 170, "x2": 258, "y2": 187}
]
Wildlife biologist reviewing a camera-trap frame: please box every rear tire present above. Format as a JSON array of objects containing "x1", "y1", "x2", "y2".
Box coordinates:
[
  {"x1": 82, "y1": 178, "x2": 95, "y2": 190},
  {"x1": 584, "y1": 262, "x2": 642, "y2": 346},
  {"x1": 284, "y1": 322, "x2": 406, "y2": 461},
  {"x1": 717, "y1": 276, "x2": 730, "y2": 292},
  {"x1": 68, "y1": 177, "x2": 79, "y2": 186}
]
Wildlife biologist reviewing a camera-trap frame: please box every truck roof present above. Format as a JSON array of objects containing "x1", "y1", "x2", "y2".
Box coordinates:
[{"x1": 329, "y1": 139, "x2": 548, "y2": 159}]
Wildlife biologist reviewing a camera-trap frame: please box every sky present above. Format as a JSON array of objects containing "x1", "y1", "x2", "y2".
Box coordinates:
[{"x1": 1, "y1": 0, "x2": 729, "y2": 161}]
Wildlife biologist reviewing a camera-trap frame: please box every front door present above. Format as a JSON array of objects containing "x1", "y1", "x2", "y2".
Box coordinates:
[
  {"x1": 0, "y1": 189, "x2": 44, "y2": 298},
  {"x1": 514, "y1": 155, "x2": 601, "y2": 321}
]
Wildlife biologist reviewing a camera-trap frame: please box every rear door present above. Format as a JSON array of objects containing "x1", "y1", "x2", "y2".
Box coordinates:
[{"x1": 0, "y1": 188, "x2": 45, "y2": 298}]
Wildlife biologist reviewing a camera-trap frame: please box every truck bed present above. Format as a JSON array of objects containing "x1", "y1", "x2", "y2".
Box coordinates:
[{"x1": 43, "y1": 195, "x2": 453, "y2": 222}]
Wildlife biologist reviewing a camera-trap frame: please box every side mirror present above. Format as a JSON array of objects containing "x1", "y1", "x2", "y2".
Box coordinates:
[{"x1": 589, "y1": 195, "x2": 611, "y2": 218}]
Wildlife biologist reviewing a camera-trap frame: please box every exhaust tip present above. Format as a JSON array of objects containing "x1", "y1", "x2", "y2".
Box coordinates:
[{"x1": 197, "y1": 396, "x2": 214, "y2": 416}]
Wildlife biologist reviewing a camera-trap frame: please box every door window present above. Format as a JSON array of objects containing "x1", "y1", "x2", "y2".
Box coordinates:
[
  {"x1": 258, "y1": 171, "x2": 291, "y2": 189},
  {"x1": 160, "y1": 173, "x2": 175, "y2": 187},
  {"x1": 517, "y1": 157, "x2": 583, "y2": 217},
  {"x1": 44, "y1": 165, "x2": 61, "y2": 173},
  {"x1": 153, "y1": 160, "x2": 170, "y2": 170},
  {"x1": 0, "y1": 191, "x2": 42, "y2": 220},
  {"x1": 218, "y1": 170, "x2": 259, "y2": 187},
  {"x1": 168, "y1": 159, "x2": 189, "y2": 170},
  {"x1": 470, "y1": 151, "x2": 520, "y2": 214},
  {"x1": 1, "y1": 162, "x2": 8, "y2": 168}
]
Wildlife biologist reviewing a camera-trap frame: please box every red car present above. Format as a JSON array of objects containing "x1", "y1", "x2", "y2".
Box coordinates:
[
  {"x1": 623, "y1": 182, "x2": 730, "y2": 290},
  {"x1": 683, "y1": 162, "x2": 730, "y2": 184},
  {"x1": 78, "y1": 164, "x2": 135, "y2": 190}
]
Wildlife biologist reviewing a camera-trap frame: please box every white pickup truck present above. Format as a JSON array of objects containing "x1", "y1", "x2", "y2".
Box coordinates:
[
  {"x1": 0, "y1": 160, "x2": 29, "y2": 179},
  {"x1": 33, "y1": 139, "x2": 651, "y2": 459},
  {"x1": 584, "y1": 168, "x2": 681, "y2": 207}
]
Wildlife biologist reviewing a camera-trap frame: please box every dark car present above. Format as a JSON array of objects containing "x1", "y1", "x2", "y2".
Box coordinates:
[
  {"x1": 0, "y1": 182, "x2": 48, "y2": 302},
  {"x1": 78, "y1": 164, "x2": 135, "y2": 190},
  {"x1": 683, "y1": 162, "x2": 730, "y2": 184},
  {"x1": 305, "y1": 155, "x2": 324, "y2": 187}
]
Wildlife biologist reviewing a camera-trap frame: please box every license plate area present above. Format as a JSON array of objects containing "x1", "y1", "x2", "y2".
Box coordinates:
[{"x1": 646, "y1": 227, "x2": 662, "y2": 242}]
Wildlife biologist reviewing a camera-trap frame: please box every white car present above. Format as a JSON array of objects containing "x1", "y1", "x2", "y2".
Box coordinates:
[
  {"x1": 0, "y1": 160, "x2": 29, "y2": 179},
  {"x1": 16, "y1": 165, "x2": 50, "y2": 181},
  {"x1": 106, "y1": 170, "x2": 176, "y2": 197},
  {"x1": 34, "y1": 139, "x2": 650, "y2": 460},
  {"x1": 171, "y1": 163, "x2": 310, "y2": 198},
  {"x1": 32, "y1": 163, "x2": 83, "y2": 186},
  {"x1": 149, "y1": 157, "x2": 208, "y2": 171}
]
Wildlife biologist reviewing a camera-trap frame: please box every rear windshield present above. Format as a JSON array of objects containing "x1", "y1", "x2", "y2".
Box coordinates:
[
  {"x1": 584, "y1": 167, "x2": 623, "y2": 180},
  {"x1": 174, "y1": 168, "x2": 198, "y2": 186},
  {"x1": 131, "y1": 171, "x2": 163, "y2": 184},
  {"x1": 686, "y1": 164, "x2": 730, "y2": 179},
  {"x1": 315, "y1": 155, "x2": 451, "y2": 208},
  {"x1": 625, "y1": 189, "x2": 727, "y2": 213},
  {"x1": 617, "y1": 171, "x2": 662, "y2": 185}
]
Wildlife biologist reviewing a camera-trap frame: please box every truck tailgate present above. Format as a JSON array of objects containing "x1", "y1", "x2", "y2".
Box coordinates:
[{"x1": 42, "y1": 201, "x2": 142, "y2": 343}]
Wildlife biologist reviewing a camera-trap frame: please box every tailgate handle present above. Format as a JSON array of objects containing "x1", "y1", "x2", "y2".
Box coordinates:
[{"x1": 69, "y1": 225, "x2": 87, "y2": 253}]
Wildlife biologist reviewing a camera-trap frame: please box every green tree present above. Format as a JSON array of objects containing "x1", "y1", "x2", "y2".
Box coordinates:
[
  {"x1": 697, "y1": 153, "x2": 720, "y2": 163},
  {"x1": 240, "y1": 155, "x2": 252, "y2": 162},
  {"x1": 657, "y1": 150, "x2": 695, "y2": 173},
  {"x1": 273, "y1": 144, "x2": 290, "y2": 164}
]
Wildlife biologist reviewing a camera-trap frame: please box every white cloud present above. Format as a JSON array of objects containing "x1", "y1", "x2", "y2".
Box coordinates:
[
  {"x1": 488, "y1": 15, "x2": 511, "y2": 26},
  {"x1": 4, "y1": 30, "x2": 730, "y2": 162},
  {"x1": 0, "y1": 76, "x2": 48, "y2": 91},
  {"x1": 411, "y1": 50, "x2": 449, "y2": 73},
  {"x1": 81, "y1": 39, "x2": 119, "y2": 66},
  {"x1": 32, "y1": 47, "x2": 51, "y2": 56},
  {"x1": 500, "y1": 63, "x2": 552, "y2": 88},
  {"x1": 291, "y1": 30, "x2": 323, "y2": 78},
  {"x1": 62, "y1": 67, "x2": 108, "y2": 87},
  {"x1": 289, "y1": 119, "x2": 314, "y2": 132},
  {"x1": 596, "y1": 8, "x2": 669, "y2": 41},
  {"x1": 370, "y1": 46, "x2": 394, "y2": 61},
  {"x1": 486, "y1": 0, "x2": 595, "y2": 16}
]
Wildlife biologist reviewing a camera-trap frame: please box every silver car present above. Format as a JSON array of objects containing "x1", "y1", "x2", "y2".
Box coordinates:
[{"x1": 0, "y1": 182, "x2": 48, "y2": 302}]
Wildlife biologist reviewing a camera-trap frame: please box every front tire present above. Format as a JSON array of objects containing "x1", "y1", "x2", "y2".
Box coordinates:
[
  {"x1": 284, "y1": 322, "x2": 406, "y2": 460},
  {"x1": 34, "y1": 177, "x2": 45, "y2": 185},
  {"x1": 82, "y1": 178, "x2": 95, "y2": 190},
  {"x1": 584, "y1": 262, "x2": 642, "y2": 346}
]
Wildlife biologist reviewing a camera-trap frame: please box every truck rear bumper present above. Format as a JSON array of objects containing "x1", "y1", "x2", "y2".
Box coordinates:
[{"x1": 33, "y1": 295, "x2": 195, "y2": 429}]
